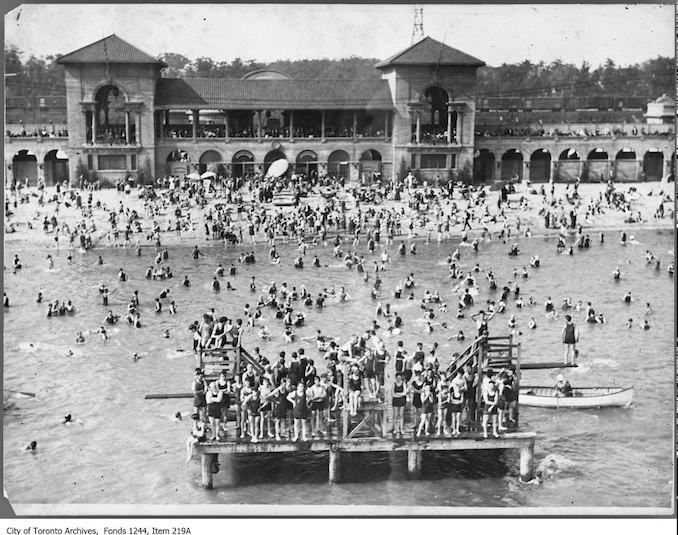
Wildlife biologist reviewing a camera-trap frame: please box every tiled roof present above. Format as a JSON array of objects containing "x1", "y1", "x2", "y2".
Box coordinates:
[
  {"x1": 154, "y1": 78, "x2": 394, "y2": 110},
  {"x1": 376, "y1": 36, "x2": 484, "y2": 69},
  {"x1": 57, "y1": 34, "x2": 166, "y2": 66}
]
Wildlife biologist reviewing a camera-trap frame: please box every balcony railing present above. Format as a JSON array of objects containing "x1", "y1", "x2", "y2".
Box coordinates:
[{"x1": 159, "y1": 125, "x2": 390, "y2": 140}]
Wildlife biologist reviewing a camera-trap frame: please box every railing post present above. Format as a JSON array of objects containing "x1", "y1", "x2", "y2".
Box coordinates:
[
  {"x1": 519, "y1": 441, "x2": 534, "y2": 482},
  {"x1": 342, "y1": 364, "x2": 349, "y2": 438},
  {"x1": 329, "y1": 447, "x2": 341, "y2": 483},
  {"x1": 201, "y1": 452, "x2": 214, "y2": 489},
  {"x1": 515, "y1": 342, "x2": 521, "y2": 426}
]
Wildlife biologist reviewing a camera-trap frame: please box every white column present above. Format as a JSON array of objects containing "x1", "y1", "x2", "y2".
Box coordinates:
[
  {"x1": 257, "y1": 111, "x2": 262, "y2": 138},
  {"x1": 90, "y1": 110, "x2": 96, "y2": 144},
  {"x1": 321, "y1": 110, "x2": 326, "y2": 139},
  {"x1": 289, "y1": 110, "x2": 294, "y2": 139},
  {"x1": 134, "y1": 111, "x2": 141, "y2": 145},
  {"x1": 192, "y1": 110, "x2": 199, "y2": 139},
  {"x1": 447, "y1": 107, "x2": 453, "y2": 143},
  {"x1": 384, "y1": 112, "x2": 389, "y2": 140},
  {"x1": 125, "y1": 111, "x2": 131, "y2": 144},
  {"x1": 352, "y1": 111, "x2": 357, "y2": 138},
  {"x1": 456, "y1": 112, "x2": 463, "y2": 145},
  {"x1": 415, "y1": 113, "x2": 421, "y2": 144},
  {"x1": 224, "y1": 111, "x2": 229, "y2": 139}
]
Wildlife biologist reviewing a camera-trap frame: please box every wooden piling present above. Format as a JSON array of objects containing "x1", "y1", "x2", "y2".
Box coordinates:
[
  {"x1": 328, "y1": 448, "x2": 341, "y2": 483},
  {"x1": 407, "y1": 449, "x2": 422, "y2": 478},
  {"x1": 201, "y1": 452, "x2": 214, "y2": 489},
  {"x1": 519, "y1": 441, "x2": 534, "y2": 482}
]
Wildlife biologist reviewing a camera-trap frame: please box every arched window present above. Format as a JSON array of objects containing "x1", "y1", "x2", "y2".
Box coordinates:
[
  {"x1": 328, "y1": 150, "x2": 350, "y2": 179},
  {"x1": 12, "y1": 150, "x2": 38, "y2": 185},
  {"x1": 586, "y1": 149, "x2": 610, "y2": 182},
  {"x1": 419, "y1": 86, "x2": 453, "y2": 142},
  {"x1": 199, "y1": 150, "x2": 223, "y2": 176},
  {"x1": 642, "y1": 150, "x2": 664, "y2": 181},
  {"x1": 232, "y1": 150, "x2": 254, "y2": 178},
  {"x1": 44, "y1": 149, "x2": 69, "y2": 185},
  {"x1": 359, "y1": 150, "x2": 382, "y2": 184},
  {"x1": 94, "y1": 84, "x2": 128, "y2": 144},
  {"x1": 473, "y1": 149, "x2": 495, "y2": 182},
  {"x1": 501, "y1": 149, "x2": 523, "y2": 180},
  {"x1": 264, "y1": 150, "x2": 286, "y2": 173},
  {"x1": 529, "y1": 149, "x2": 551, "y2": 182},
  {"x1": 295, "y1": 150, "x2": 318, "y2": 177}
]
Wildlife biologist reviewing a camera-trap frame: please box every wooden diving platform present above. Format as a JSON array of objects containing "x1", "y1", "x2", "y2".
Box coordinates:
[
  {"x1": 187, "y1": 334, "x2": 541, "y2": 489},
  {"x1": 195, "y1": 431, "x2": 537, "y2": 488}
]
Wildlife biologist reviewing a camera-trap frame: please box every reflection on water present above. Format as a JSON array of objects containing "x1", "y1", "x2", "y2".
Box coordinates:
[{"x1": 3, "y1": 230, "x2": 673, "y2": 507}]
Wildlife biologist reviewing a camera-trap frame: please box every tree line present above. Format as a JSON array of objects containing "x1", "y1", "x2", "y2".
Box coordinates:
[{"x1": 4, "y1": 44, "x2": 673, "y2": 102}]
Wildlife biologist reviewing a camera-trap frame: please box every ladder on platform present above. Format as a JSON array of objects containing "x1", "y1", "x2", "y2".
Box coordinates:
[{"x1": 198, "y1": 343, "x2": 265, "y2": 382}]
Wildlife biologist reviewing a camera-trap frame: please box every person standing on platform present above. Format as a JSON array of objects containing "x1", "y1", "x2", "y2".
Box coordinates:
[{"x1": 561, "y1": 314, "x2": 579, "y2": 365}]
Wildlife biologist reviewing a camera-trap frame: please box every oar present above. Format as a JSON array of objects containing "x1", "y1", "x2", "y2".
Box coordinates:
[
  {"x1": 7, "y1": 390, "x2": 36, "y2": 398},
  {"x1": 145, "y1": 392, "x2": 193, "y2": 400}
]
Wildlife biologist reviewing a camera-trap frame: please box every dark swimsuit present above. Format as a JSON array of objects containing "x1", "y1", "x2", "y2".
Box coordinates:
[
  {"x1": 393, "y1": 383, "x2": 406, "y2": 407},
  {"x1": 218, "y1": 380, "x2": 230, "y2": 410},
  {"x1": 193, "y1": 379, "x2": 206, "y2": 408},
  {"x1": 484, "y1": 391, "x2": 498, "y2": 414},
  {"x1": 207, "y1": 393, "x2": 222, "y2": 418},
  {"x1": 292, "y1": 391, "x2": 309, "y2": 419}
]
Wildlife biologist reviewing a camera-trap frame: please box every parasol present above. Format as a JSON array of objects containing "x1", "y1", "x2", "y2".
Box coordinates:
[
  {"x1": 266, "y1": 158, "x2": 289, "y2": 178},
  {"x1": 201, "y1": 171, "x2": 216, "y2": 179},
  {"x1": 186, "y1": 173, "x2": 201, "y2": 180}
]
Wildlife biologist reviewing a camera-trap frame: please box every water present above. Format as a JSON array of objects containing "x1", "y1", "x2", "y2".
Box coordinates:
[{"x1": 3, "y1": 229, "x2": 674, "y2": 508}]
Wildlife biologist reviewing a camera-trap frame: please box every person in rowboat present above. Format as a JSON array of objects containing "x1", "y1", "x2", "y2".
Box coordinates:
[{"x1": 554, "y1": 374, "x2": 573, "y2": 397}]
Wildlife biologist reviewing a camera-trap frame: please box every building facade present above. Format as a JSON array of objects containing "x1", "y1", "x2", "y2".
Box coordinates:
[{"x1": 5, "y1": 34, "x2": 675, "y2": 186}]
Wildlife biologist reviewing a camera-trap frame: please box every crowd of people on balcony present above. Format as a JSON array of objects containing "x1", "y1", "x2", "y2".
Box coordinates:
[
  {"x1": 6, "y1": 126, "x2": 68, "y2": 138},
  {"x1": 476, "y1": 125, "x2": 674, "y2": 138},
  {"x1": 161, "y1": 124, "x2": 387, "y2": 139},
  {"x1": 92, "y1": 126, "x2": 136, "y2": 145}
]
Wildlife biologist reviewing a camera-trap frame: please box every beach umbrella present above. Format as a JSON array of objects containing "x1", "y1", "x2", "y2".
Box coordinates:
[
  {"x1": 186, "y1": 172, "x2": 201, "y2": 180},
  {"x1": 266, "y1": 158, "x2": 289, "y2": 178},
  {"x1": 201, "y1": 171, "x2": 216, "y2": 179}
]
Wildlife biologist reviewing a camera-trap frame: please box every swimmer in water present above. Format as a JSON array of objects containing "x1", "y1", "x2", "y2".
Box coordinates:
[
  {"x1": 258, "y1": 325, "x2": 272, "y2": 340},
  {"x1": 641, "y1": 320, "x2": 650, "y2": 330},
  {"x1": 528, "y1": 317, "x2": 537, "y2": 329}
]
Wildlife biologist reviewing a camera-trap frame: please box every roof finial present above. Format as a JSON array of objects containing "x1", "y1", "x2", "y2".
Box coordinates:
[
  {"x1": 411, "y1": 5, "x2": 424, "y2": 44},
  {"x1": 102, "y1": 33, "x2": 111, "y2": 80}
]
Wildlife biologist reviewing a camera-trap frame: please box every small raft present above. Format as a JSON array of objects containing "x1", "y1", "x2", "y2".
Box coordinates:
[{"x1": 519, "y1": 386, "x2": 633, "y2": 408}]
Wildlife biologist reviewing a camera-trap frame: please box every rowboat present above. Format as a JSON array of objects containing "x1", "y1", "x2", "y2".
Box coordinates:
[{"x1": 519, "y1": 385, "x2": 633, "y2": 408}]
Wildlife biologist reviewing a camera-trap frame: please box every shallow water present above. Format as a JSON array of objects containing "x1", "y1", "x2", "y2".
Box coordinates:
[{"x1": 3, "y1": 229, "x2": 674, "y2": 508}]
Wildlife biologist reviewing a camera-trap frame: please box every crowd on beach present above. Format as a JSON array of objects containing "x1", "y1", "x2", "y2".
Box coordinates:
[{"x1": 3, "y1": 168, "x2": 674, "y2": 461}]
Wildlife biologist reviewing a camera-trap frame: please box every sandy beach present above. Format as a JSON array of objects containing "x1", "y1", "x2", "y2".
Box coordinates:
[{"x1": 4, "y1": 180, "x2": 674, "y2": 253}]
